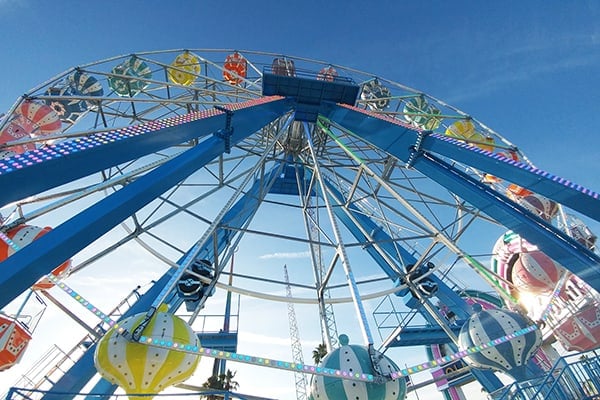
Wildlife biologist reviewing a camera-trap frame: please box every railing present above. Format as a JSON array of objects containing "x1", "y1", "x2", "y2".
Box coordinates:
[
  {"x1": 489, "y1": 351, "x2": 600, "y2": 400},
  {"x1": 262, "y1": 65, "x2": 356, "y2": 85}
]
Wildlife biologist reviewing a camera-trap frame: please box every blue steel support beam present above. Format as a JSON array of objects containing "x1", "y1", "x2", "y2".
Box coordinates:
[
  {"x1": 383, "y1": 326, "x2": 461, "y2": 346},
  {"x1": 317, "y1": 175, "x2": 503, "y2": 391},
  {"x1": 412, "y1": 153, "x2": 600, "y2": 291},
  {"x1": 0, "y1": 101, "x2": 290, "y2": 309},
  {"x1": 324, "y1": 104, "x2": 600, "y2": 222},
  {"x1": 0, "y1": 96, "x2": 291, "y2": 208},
  {"x1": 50, "y1": 165, "x2": 284, "y2": 398},
  {"x1": 324, "y1": 104, "x2": 600, "y2": 291},
  {"x1": 320, "y1": 177, "x2": 474, "y2": 319},
  {"x1": 0, "y1": 139, "x2": 225, "y2": 309}
]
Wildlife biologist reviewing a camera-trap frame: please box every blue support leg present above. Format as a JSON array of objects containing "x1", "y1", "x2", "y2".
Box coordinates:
[
  {"x1": 0, "y1": 100, "x2": 291, "y2": 309},
  {"x1": 48, "y1": 165, "x2": 285, "y2": 398}
]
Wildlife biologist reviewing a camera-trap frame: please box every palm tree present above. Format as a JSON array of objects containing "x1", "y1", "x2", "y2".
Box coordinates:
[
  {"x1": 312, "y1": 343, "x2": 328, "y2": 365},
  {"x1": 201, "y1": 369, "x2": 239, "y2": 399},
  {"x1": 221, "y1": 369, "x2": 239, "y2": 391},
  {"x1": 201, "y1": 374, "x2": 222, "y2": 400}
]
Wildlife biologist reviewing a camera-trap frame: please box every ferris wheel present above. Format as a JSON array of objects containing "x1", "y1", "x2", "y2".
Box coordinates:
[{"x1": 0, "y1": 49, "x2": 599, "y2": 400}]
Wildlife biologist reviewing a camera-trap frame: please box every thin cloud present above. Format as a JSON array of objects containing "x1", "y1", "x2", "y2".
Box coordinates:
[
  {"x1": 446, "y1": 34, "x2": 600, "y2": 103},
  {"x1": 259, "y1": 251, "x2": 311, "y2": 260},
  {"x1": 0, "y1": 0, "x2": 26, "y2": 11}
]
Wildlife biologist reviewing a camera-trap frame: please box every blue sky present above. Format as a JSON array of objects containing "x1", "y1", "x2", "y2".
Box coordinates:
[
  {"x1": 0, "y1": 1, "x2": 599, "y2": 399},
  {"x1": 1, "y1": 0, "x2": 598, "y2": 189}
]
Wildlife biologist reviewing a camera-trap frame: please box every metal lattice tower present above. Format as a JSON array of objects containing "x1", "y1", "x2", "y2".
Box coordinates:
[
  {"x1": 283, "y1": 264, "x2": 310, "y2": 400},
  {"x1": 304, "y1": 195, "x2": 339, "y2": 350}
]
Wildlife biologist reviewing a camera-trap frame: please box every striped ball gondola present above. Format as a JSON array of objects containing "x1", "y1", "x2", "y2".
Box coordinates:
[
  {"x1": 445, "y1": 119, "x2": 494, "y2": 151},
  {"x1": 45, "y1": 84, "x2": 86, "y2": 123},
  {"x1": 0, "y1": 101, "x2": 61, "y2": 154},
  {"x1": 403, "y1": 96, "x2": 441, "y2": 130},
  {"x1": 511, "y1": 250, "x2": 562, "y2": 294},
  {"x1": 361, "y1": 80, "x2": 391, "y2": 111},
  {"x1": 509, "y1": 192, "x2": 559, "y2": 221},
  {"x1": 490, "y1": 230, "x2": 538, "y2": 294},
  {"x1": 458, "y1": 306, "x2": 541, "y2": 382},
  {"x1": 108, "y1": 56, "x2": 152, "y2": 97},
  {"x1": 223, "y1": 52, "x2": 247, "y2": 85},
  {"x1": 0, "y1": 224, "x2": 72, "y2": 290},
  {"x1": 317, "y1": 66, "x2": 338, "y2": 82},
  {"x1": 69, "y1": 70, "x2": 104, "y2": 107},
  {"x1": 309, "y1": 334, "x2": 406, "y2": 400},
  {"x1": 45, "y1": 71, "x2": 104, "y2": 123},
  {"x1": 17, "y1": 101, "x2": 62, "y2": 134}
]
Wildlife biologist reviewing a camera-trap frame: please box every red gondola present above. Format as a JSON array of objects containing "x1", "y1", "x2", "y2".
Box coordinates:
[
  {"x1": 554, "y1": 303, "x2": 600, "y2": 352},
  {"x1": 0, "y1": 314, "x2": 32, "y2": 371},
  {"x1": 223, "y1": 52, "x2": 247, "y2": 85},
  {"x1": 0, "y1": 101, "x2": 61, "y2": 155},
  {"x1": 0, "y1": 224, "x2": 72, "y2": 290}
]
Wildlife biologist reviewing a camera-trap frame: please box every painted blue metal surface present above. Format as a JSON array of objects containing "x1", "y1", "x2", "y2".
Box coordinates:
[
  {"x1": 0, "y1": 102, "x2": 290, "y2": 310},
  {"x1": 324, "y1": 104, "x2": 600, "y2": 222},
  {"x1": 428, "y1": 132, "x2": 600, "y2": 221},
  {"x1": 316, "y1": 173, "x2": 503, "y2": 391},
  {"x1": 46, "y1": 165, "x2": 285, "y2": 398},
  {"x1": 0, "y1": 96, "x2": 291, "y2": 208},
  {"x1": 324, "y1": 104, "x2": 600, "y2": 291},
  {"x1": 413, "y1": 153, "x2": 600, "y2": 291},
  {"x1": 269, "y1": 164, "x2": 314, "y2": 195},
  {"x1": 489, "y1": 351, "x2": 600, "y2": 399},
  {"x1": 262, "y1": 71, "x2": 359, "y2": 122},
  {"x1": 197, "y1": 331, "x2": 238, "y2": 352},
  {"x1": 383, "y1": 325, "x2": 461, "y2": 346},
  {"x1": 0, "y1": 137, "x2": 221, "y2": 310}
]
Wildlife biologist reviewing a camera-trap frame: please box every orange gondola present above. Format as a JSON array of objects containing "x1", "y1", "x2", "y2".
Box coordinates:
[
  {"x1": 483, "y1": 149, "x2": 520, "y2": 183},
  {"x1": 0, "y1": 314, "x2": 32, "y2": 371},
  {"x1": 0, "y1": 224, "x2": 72, "y2": 290},
  {"x1": 223, "y1": 52, "x2": 247, "y2": 85},
  {"x1": 0, "y1": 101, "x2": 61, "y2": 155}
]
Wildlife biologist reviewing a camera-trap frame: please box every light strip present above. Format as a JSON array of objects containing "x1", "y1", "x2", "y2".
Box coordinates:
[
  {"x1": 0, "y1": 231, "x2": 20, "y2": 252},
  {"x1": 140, "y1": 335, "x2": 375, "y2": 383},
  {"x1": 391, "y1": 270, "x2": 567, "y2": 378},
  {"x1": 0, "y1": 96, "x2": 283, "y2": 175},
  {"x1": 0, "y1": 231, "x2": 128, "y2": 333},
  {"x1": 23, "y1": 269, "x2": 376, "y2": 383},
  {"x1": 390, "y1": 325, "x2": 538, "y2": 378},
  {"x1": 46, "y1": 275, "x2": 375, "y2": 383},
  {"x1": 50, "y1": 266, "x2": 542, "y2": 383},
  {"x1": 0, "y1": 223, "x2": 563, "y2": 383},
  {"x1": 47, "y1": 274, "x2": 126, "y2": 334},
  {"x1": 334, "y1": 102, "x2": 599, "y2": 199}
]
